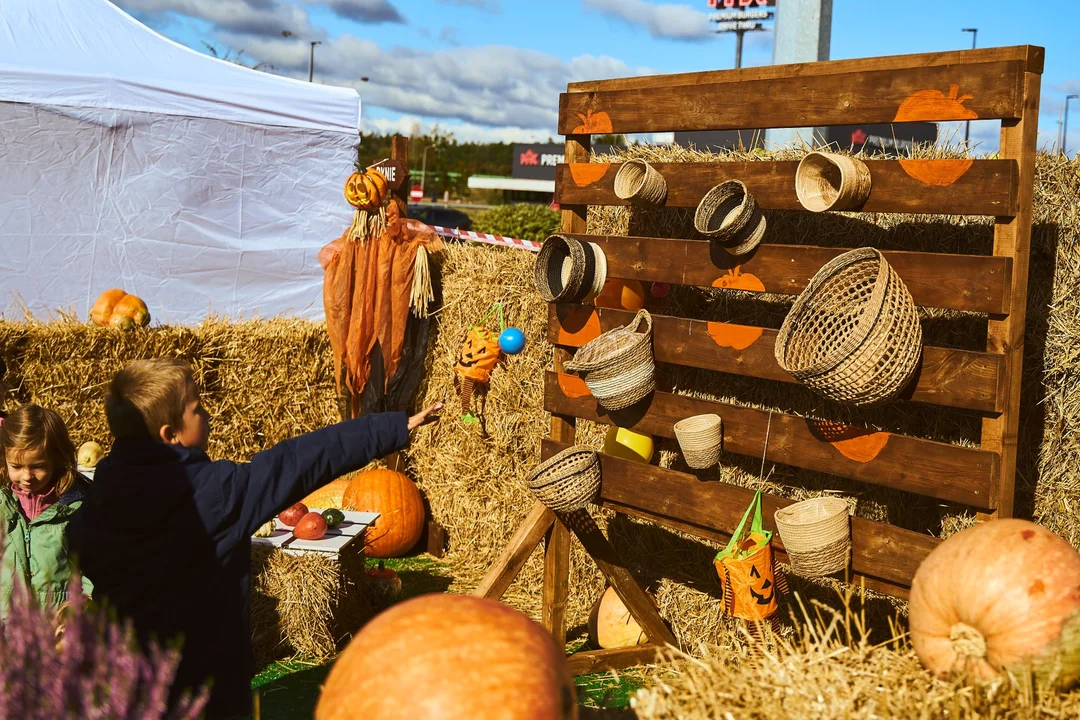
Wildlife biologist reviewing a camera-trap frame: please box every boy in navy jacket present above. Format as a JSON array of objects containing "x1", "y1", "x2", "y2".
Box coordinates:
[{"x1": 66, "y1": 358, "x2": 440, "y2": 719}]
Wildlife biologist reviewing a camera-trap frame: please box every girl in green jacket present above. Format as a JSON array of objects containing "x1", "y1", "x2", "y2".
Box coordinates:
[{"x1": 0, "y1": 404, "x2": 92, "y2": 617}]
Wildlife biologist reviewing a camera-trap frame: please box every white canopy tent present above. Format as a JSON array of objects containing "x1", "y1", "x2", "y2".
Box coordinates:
[{"x1": 0, "y1": 0, "x2": 361, "y2": 323}]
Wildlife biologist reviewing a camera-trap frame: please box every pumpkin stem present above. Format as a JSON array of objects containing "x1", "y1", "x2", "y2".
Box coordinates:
[{"x1": 949, "y1": 622, "x2": 988, "y2": 659}]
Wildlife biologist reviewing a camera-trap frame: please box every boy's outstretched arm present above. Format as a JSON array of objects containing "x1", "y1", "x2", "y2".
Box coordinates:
[{"x1": 233, "y1": 404, "x2": 442, "y2": 537}]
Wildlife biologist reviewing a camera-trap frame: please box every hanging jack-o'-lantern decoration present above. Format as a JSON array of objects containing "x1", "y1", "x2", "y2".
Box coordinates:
[
  {"x1": 345, "y1": 167, "x2": 392, "y2": 242},
  {"x1": 454, "y1": 303, "x2": 511, "y2": 423},
  {"x1": 713, "y1": 491, "x2": 788, "y2": 631}
]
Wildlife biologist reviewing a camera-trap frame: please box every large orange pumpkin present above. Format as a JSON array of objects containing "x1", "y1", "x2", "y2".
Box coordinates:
[
  {"x1": 301, "y1": 477, "x2": 353, "y2": 509},
  {"x1": 342, "y1": 468, "x2": 425, "y2": 558},
  {"x1": 316, "y1": 594, "x2": 578, "y2": 720},
  {"x1": 90, "y1": 289, "x2": 150, "y2": 329},
  {"x1": 909, "y1": 519, "x2": 1080, "y2": 690}
]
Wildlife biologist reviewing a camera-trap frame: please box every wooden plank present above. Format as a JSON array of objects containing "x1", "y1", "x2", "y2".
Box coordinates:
[
  {"x1": 542, "y1": 440, "x2": 939, "y2": 590},
  {"x1": 559, "y1": 61, "x2": 1025, "y2": 134},
  {"x1": 980, "y1": 71, "x2": 1042, "y2": 519},
  {"x1": 558, "y1": 509, "x2": 679, "y2": 649},
  {"x1": 555, "y1": 159, "x2": 1017, "y2": 217},
  {"x1": 542, "y1": 517, "x2": 571, "y2": 648},
  {"x1": 549, "y1": 305, "x2": 1004, "y2": 414},
  {"x1": 473, "y1": 503, "x2": 555, "y2": 600},
  {"x1": 557, "y1": 234, "x2": 1011, "y2": 315},
  {"x1": 544, "y1": 371, "x2": 997, "y2": 509},
  {"x1": 567, "y1": 645, "x2": 668, "y2": 676},
  {"x1": 567, "y1": 45, "x2": 1044, "y2": 92}
]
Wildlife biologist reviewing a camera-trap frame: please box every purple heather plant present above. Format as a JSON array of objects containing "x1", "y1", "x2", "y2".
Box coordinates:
[{"x1": 0, "y1": 573, "x2": 208, "y2": 719}]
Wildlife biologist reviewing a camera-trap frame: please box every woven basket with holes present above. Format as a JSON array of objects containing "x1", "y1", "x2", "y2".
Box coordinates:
[
  {"x1": 674, "y1": 414, "x2": 722, "y2": 469},
  {"x1": 564, "y1": 309, "x2": 655, "y2": 411},
  {"x1": 774, "y1": 497, "x2": 851, "y2": 577},
  {"x1": 774, "y1": 247, "x2": 922, "y2": 407},
  {"x1": 525, "y1": 446, "x2": 601, "y2": 513}
]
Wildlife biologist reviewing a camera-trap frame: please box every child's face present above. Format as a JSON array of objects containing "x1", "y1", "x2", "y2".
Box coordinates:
[
  {"x1": 170, "y1": 381, "x2": 210, "y2": 452},
  {"x1": 5, "y1": 447, "x2": 55, "y2": 495}
]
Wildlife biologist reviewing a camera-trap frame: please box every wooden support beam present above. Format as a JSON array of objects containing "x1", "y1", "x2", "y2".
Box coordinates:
[
  {"x1": 567, "y1": 645, "x2": 669, "y2": 676},
  {"x1": 473, "y1": 503, "x2": 554, "y2": 600},
  {"x1": 541, "y1": 517, "x2": 571, "y2": 649}
]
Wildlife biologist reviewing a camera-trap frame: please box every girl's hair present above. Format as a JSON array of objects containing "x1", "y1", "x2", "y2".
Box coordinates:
[{"x1": 0, "y1": 405, "x2": 78, "y2": 495}]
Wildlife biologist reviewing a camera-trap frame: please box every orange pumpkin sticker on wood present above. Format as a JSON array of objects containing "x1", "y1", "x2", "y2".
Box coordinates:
[
  {"x1": 898, "y1": 159, "x2": 974, "y2": 186},
  {"x1": 894, "y1": 84, "x2": 978, "y2": 123},
  {"x1": 572, "y1": 109, "x2": 613, "y2": 135},
  {"x1": 556, "y1": 306, "x2": 601, "y2": 346},
  {"x1": 707, "y1": 322, "x2": 763, "y2": 351},
  {"x1": 712, "y1": 267, "x2": 765, "y2": 293},
  {"x1": 568, "y1": 163, "x2": 609, "y2": 187},
  {"x1": 557, "y1": 373, "x2": 592, "y2": 399},
  {"x1": 807, "y1": 419, "x2": 890, "y2": 463}
]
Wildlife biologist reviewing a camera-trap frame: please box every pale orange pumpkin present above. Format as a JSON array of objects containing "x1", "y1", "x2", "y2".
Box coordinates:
[
  {"x1": 316, "y1": 594, "x2": 578, "y2": 720},
  {"x1": 909, "y1": 519, "x2": 1080, "y2": 690},
  {"x1": 301, "y1": 477, "x2": 353, "y2": 509},
  {"x1": 90, "y1": 289, "x2": 150, "y2": 329},
  {"x1": 587, "y1": 586, "x2": 654, "y2": 649},
  {"x1": 342, "y1": 468, "x2": 425, "y2": 558}
]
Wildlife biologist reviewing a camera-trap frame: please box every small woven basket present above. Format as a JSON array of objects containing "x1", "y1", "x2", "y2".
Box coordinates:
[
  {"x1": 774, "y1": 247, "x2": 922, "y2": 407},
  {"x1": 525, "y1": 446, "x2": 601, "y2": 513},
  {"x1": 795, "y1": 152, "x2": 872, "y2": 212},
  {"x1": 693, "y1": 180, "x2": 766, "y2": 256},
  {"x1": 534, "y1": 234, "x2": 607, "y2": 303},
  {"x1": 674, "y1": 414, "x2": 722, "y2": 469},
  {"x1": 564, "y1": 309, "x2": 655, "y2": 411},
  {"x1": 774, "y1": 497, "x2": 851, "y2": 577},
  {"x1": 614, "y1": 160, "x2": 667, "y2": 206}
]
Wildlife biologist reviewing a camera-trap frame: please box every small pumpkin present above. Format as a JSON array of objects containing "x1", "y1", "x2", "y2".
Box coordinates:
[
  {"x1": 90, "y1": 289, "x2": 150, "y2": 329},
  {"x1": 254, "y1": 520, "x2": 277, "y2": 538},
  {"x1": 302, "y1": 477, "x2": 352, "y2": 509},
  {"x1": 322, "y1": 508, "x2": 345, "y2": 529},
  {"x1": 587, "y1": 586, "x2": 654, "y2": 649},
  {"x1": 77, "y1": 441, "x2": 105, "y2": 469},
  {"x1": 294, "y1": 511, "x2": 328, "y2": 541},
  {"x1": 344, "y1": 168, "x2": 389, "y2": 211},
  {"x1": 365, "y1": 561, "x2": 402, "y2": 604},
  {"x1": 909, "y1": 519, "x2": 1080, "y2": 691},
  {"x1": 342, "y1": 469, "x2": 425, "y2": 558},
  {"x1": 316, "y1": 595, "x2": 578, "y2": 720}
]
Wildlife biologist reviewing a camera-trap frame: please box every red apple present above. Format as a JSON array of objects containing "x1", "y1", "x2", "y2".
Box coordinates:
[{"x1": 278, "y1": 502, "x2": 308, "y2": 528}]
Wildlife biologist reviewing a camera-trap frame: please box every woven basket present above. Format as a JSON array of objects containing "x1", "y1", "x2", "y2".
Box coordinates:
[
  {"x1": 693, "y1": 180, "x2": 766, "y2": 256},
  {"x1": 674, "y1": 414, "x2": 722, "y2": 469},
  {"x1": 774, "y1": 247, "x2": 922, "y2": 407},
  {"x1": 614, "y1": 160, "x2": 667, "y2": 206},
  {"x1": 795, "y1": 152, "x2": 872, "y2": 212},
  {"x1": 564, "y1": 309, "x2": 655, "y2": 411},
  {"x1": 534, "y1": 234, "x2": 607, "y2": 303},
  {"x1": 525, "y1": 446, "x2": 601, "y2": 512},
  {"x1": 774, "y1": 497, "x2": 851, "y2": 577}
]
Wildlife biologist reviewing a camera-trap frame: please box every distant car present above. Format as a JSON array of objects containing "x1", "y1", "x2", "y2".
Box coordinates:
[{"x1": 410, "y1": 205, "x2": 473, "y2": 232}]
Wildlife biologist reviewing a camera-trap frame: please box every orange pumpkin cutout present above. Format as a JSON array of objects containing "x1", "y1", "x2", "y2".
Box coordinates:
[
  {"x1": 712, "y1": 267, "x2": 765, "y2": 293},
  {"x1": 898, "y1": 159, "x2": 974, "y2": 186},
  {"x1": 572, "y1": 110, "x2": 613, "y2": 135},
  {"x1": 807, "y1": 419, "x2": 890, "y2": 463},
  {"x1": 714, "y1": 491, "x2": 781, "y2": 622},
  {"x1": 557, "y1": 373, "x2": 592, "y2": 399},
  {"x1": 556, "y1": 306, "x2": 602, "y2": 346},
  {"x1": 707, "y1": 322, "x2": 763, "y2": 351},
  {"x1": 894, "y1": 84, "x2": 978, "y2": 123},
  {"x1": 569, "y1": 163, "x2": 609, "y2": 187}
]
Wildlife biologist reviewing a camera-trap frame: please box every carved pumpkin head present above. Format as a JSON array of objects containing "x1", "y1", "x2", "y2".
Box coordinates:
[
  {"x1": 714, "y1": 533, "x2": 779, "y2": 621},
  {"x1": 454, "y1": 327, "x2": 501, "y2": 384},
  {"x1": 345, "y1": 168, "x2": 390, "y2": 211}
]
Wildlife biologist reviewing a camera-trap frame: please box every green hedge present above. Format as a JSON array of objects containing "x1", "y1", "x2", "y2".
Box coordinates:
[{"x1": 472, "y1": 204, "x2": 559, "y2": 242}]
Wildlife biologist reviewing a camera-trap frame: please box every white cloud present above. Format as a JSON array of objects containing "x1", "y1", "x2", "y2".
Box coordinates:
[
  {"x1": 116, "y1": 0, "x2": 316, "y2": 37},
  {"x1": 439, "y1": 25, "x2": 461, "y2": 46},
  {"x1": 361, "y1": 115, "x2": 554, "y2": 144},
  {"x1": 582, "y1": 0, "x2": 711, "y2": 41},
  {"x1": 436, "y1": 0, "x2": 501, "y2": 12},
  {"x1": 322, "y1": 0, "x2": 405, "y2": 24}
]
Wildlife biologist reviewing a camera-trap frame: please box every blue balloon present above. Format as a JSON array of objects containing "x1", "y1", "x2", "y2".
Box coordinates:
[{"x1": 498, "y1": 327, "x2": 526, "y2": 355}]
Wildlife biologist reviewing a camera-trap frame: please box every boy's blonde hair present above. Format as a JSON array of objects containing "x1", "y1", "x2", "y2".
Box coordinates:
[
  {"x1": 0, "y1": 405, "x2": 78, "y2": 495},
  {"x1": 105, "y1": 359, "x2": 194, "y2": 441}
]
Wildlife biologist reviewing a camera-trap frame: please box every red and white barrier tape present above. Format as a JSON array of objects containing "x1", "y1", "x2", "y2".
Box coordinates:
[{"x1": 431, "y1": 226, "x2": 542, "y2": 252}]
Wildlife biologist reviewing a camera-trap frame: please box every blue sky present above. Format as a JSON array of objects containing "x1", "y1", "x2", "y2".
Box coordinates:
[{"x1": 119, "y1": 0, "x2": 1080, "y2": 153}]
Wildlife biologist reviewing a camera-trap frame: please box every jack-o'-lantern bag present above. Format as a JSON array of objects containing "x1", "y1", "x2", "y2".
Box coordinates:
[
  {"x1": 454, "y1": 303, "x2": 504, "y2": 422},
  {"x1": 714, "y1": 490, "x2": 786, "y2": 622}
]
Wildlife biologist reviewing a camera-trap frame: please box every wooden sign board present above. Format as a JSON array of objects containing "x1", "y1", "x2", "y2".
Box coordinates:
[{"x1": 369, "y1": 158, "x2": 408, "y2": 190}]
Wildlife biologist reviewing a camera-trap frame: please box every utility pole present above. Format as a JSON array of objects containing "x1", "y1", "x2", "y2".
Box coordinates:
[
  {"x1": 420, "y1": 144, "x2": 436, "y2": 194},
  {"x1": 1066, "y1": 95, "x2": 1080, "y2": 158},
  {"x1": 308, "y1": 40, "x2": 322, "y2": 82},
  {"x1": 961, "y1": 29, "x2": 978, "y2": 144},
  {"x1": 765, "y1": 0, "x2": 832, "y2": 148}
]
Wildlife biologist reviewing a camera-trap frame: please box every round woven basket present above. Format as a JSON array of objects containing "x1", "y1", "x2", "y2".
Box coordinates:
[
  {"x1": 564, "y1": 309, "x2": 655, "y2": 411},
  {"x1": 693, "y1": 180, "x2": 766, "y2": 256},
  {"x1": 525, "y1": 445, "x2": 601, "y2": 513},
  {"x1": 614, "y1": 160, "x2": 667, "y2": 206},
  {"x1": 795, "y1": 152, "x2": 872, "y2": 212},
  {"x1": 774, "y1": 247, "x2": 922, "y2": 407},
  {"x1": 674, "y1": 414, "x2": 722, "y2": 469},
  {"x1": 534, "y1": 235, "x2": 607, "y2": 303},
  {"x1": 774, "y1": 497, "x2": 851, "y2": 577}
]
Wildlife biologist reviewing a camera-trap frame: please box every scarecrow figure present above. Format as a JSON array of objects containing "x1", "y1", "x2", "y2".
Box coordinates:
[{"x1": 320, "y1": 163, "x2": 442, "y2": 420}]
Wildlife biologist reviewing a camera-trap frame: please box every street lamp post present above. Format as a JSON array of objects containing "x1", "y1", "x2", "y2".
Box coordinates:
[
  {"x1": 420, "y1": 145, "x2": 436, "y2": 194},
  {"x1": 962, "y1": 28, "x2": 978, "y2": 144},
  {"x1": 1066, "y1": 95, "x2": 1080, "y2": 157},
  {"x1": 282, "y1": 31, "x2": 322, "y2": 82}
]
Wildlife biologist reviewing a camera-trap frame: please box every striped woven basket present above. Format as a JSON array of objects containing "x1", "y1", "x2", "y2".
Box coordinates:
[
  {"x1": 564, "y1": 309, "x2": 655, "y2": 411},
  {"x1": 774, "y1": 497, "x2": 851, "y2": 577}
]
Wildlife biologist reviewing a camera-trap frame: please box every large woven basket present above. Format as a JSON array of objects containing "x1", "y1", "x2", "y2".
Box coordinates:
[
  {"x1": 674, "y1": 414, "x2": 722, "y2": 469},
  {"x1": 774, "y1": 247, "x2": 922, "y2": 407},
  {"x1": 774, "y1": 497, "x2": 851, "y2": 577},
  {"x1": 525, "y1": 446, "x2": 601, "y2": 513},
  {"x1": 534, "y1": 234, "x2": 607, "y2": 303},
  {"x1": 564, "y1": 309, "x2": 655, "y2": 411},
  {"x1": 795, "y1": 152, "x2": 872, "y2": 212}
]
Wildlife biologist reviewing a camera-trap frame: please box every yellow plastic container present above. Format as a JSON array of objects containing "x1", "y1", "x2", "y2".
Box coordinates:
[{"x1": 603, "y1": 426, "x2": 654, "y2": 464}]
